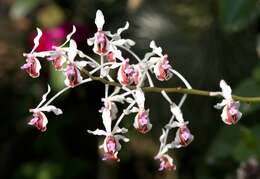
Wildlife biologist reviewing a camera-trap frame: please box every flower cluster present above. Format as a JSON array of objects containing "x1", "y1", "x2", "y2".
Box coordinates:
[{"x1": 21, "y1": 10, "x2": 243, "y2": 171}]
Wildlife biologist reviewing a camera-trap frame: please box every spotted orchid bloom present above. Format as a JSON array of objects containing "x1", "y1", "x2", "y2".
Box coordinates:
[
  {"x1": 21, "y1": 28, "x2": 42, "y2": 78},
  {"x1": 214, "y1": 80, "x2": 242, "y2": 125},
  {"x1": 154, "y1": 55, "x2": 173, "y2": 81},
  {"x1": 28, "y1": 85, "x2": 62, "y2": 132},
  {"x1": 155, "y1": 129, "x2": 177, "y2": 171},
  {"x1": 88, "y1": 127, "x2": 129, "y2": 162},
  {"x1": 169, "y1": 104, "x2": 194, "y2": 148},
  {"x1": 47, "y1": 49, "x2": 66, "y2": 71},
  {"x1": 133, "y1": 109, "x2": 151, "y2": 134},
  {"x1": 174, "y1": 125, "x2": 194, "y2": 147},
  {"x1": 132, "y1": 88, "x2": 152, "y2": 133},
  {"x1": 47, "y1": 25, "x2": 77, "y2": 71},
  {"x1": 64, "y1": 40, "x2": 87, "y2": 88},
  {"x1": 117, "y1": 59, "x2": 135, "y2": 86},
  {"x1": 87, "y1": 10, "x2": 110, "y2": 55},
  {"x1": 148, "y1": 41, "x2": 173, "y2": 81},
  {"x1": 156, "y1": 154, "x2": 176, "y2": 171},
  {"x1": 28, "y1": 110, "x2": 48, "y2": 132}
]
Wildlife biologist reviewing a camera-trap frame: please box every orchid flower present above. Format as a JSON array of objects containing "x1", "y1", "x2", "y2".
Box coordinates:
[
  {"x1": 155, "y1": 154, "x2": 176, "y2": 171},
  {"x1": 64, "y1": 40, "x2": 87, "y2": 87},
  {"x1": 117, "y1": 59, "x2": 135, "y2": 86},
  {"x1": 28, "y1": 85, "x2": 62, "y2": 132},
  {"x1": 214, "y1": 80, "x2": 242, "y2": 125},
  {"x1": 87, "y1": 10, "x2": 110, "y2": 55},
  {"x1": 132, "y1": 88, "x2": 152, "y2": 133},
  {"x1": 47, "y1": 25, "x2": 77, "y2": 71},
  {"x1": 21, "y1": 28, "x2": 43, "y2": 78},
  {"x1": 87, "y1": 127, "x2": 129, "y2": 162},
  {"x1": 147, "y1": 41, "x2": 173, "y2": 81}
]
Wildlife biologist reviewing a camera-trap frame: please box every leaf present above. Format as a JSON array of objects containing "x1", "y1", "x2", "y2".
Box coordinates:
[{"x1": 218, "y1": 0, "x2": 260, "y2": 32}]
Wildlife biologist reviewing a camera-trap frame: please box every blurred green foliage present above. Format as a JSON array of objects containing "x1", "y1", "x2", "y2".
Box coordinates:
[{"x1": 219, "y1": 0, "x2": 259, "y2": 32}]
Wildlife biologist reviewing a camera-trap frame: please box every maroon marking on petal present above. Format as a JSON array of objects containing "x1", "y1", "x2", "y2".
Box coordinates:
[
  {"x1": 66, "y1": 64, "x2": 80, "y2": 87},
  {"x1": 226, "y1": 105, "x2": 238, "y2": 125},
  {"x1": 178, "y1": 126, "x2": 193, "y2": 146},
  {"x1": 158, "y1": 156, "x2": 176, "y2": 171},
  {"x1": 53, "y1": 56, "x2": 64, "y2": 71}
]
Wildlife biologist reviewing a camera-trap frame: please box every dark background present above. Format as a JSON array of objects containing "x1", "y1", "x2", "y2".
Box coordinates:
[{"x1": 0, "y1": 0, "x2": 260, "y2": 179}]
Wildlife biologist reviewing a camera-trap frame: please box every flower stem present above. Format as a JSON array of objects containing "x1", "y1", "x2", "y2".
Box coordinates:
[
  {"x1": 43, "y1": 78, "x2": 92, "y2": 107},
  {"x1": 80, "y1": 68, "x2": 260, "y2": 104},
  {"x1": 112, "y1": 101, "x2": 136, "y2": 133}
]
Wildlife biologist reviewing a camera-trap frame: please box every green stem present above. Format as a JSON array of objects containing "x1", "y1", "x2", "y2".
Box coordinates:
[{"x1": 81, "y1": 68, "x2": 260, "y2": 104}]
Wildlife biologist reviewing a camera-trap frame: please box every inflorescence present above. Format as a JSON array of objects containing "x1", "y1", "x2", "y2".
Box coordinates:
[{"x1": 21, "y1": 10, "x2": 242, "y2": 171}]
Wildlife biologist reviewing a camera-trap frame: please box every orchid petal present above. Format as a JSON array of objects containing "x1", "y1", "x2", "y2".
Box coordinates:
[
  {"x1": 68, "y1": 40, "x2": 77, "y2": 62},
  {"x1": 60, "y1": 25, "x2": 76, "y2": 47},
  {"x1": 115, "y1": 134, "x2": 129, "y2": 142},
  {"x1": 135, "y1": 88, "x2": 145, "y2": 108},
  {"x1": 220, "y1": 80, "x2": 232, "y2": 100},
  {"x1": 87, "y1": 37, "x2": 95, "y2": 46},
  {"x1": 87, "y1": 129, "x2": 107, "y2": 136},
  {"x1": 117, "y1": 21, "x2": 129, "y2": 35},
  {"x1": 110, "y1": 95, "x2": 125, "y2": 103},
  {"x1": 30, "y1": 28, "x2": 43, "y2": 53},
  {"x1": 113, "y1": 127, "x2": 128, "y2": 134},
  {"x1": 150, "y1": 40, "x2": 162, "y2": 56},
  {"x1": 110, "y1": 63, "x2": 121, "y2": 69},
  {"x1": 36, "y1": 85, "x2": 51, "y2": 108},
  {"x1": 74, "y1": 61, "x2": 88, "y2": 69},
  {"x1": 113, "y1": 39, "x2": 135, "y2": 48},
  {"x1": 170, "y1": 105, "x2": 184, "y2": 123},
  {"x1": 39, "y1": 105, "x2": 63, "y2": 115},
  {"x1": 214, "y1": 99, "x2": 227, "y2": 109},
  {"x1": 102, "y1": 108, "x2": 112, "y2": 132},
  {"x1": 95, "y1": 10, "x2": 105, "y2": 30}
]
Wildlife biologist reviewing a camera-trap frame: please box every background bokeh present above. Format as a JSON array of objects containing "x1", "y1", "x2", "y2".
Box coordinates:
[{"x1": 0, "y1": 0, "x2": 260, "y2": 179}]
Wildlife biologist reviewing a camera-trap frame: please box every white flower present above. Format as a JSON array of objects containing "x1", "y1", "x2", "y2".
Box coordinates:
[
  {"x1": 87, "y1": 127, "x2": 129, "y2": 162},
  {"x1": 64, "y1": 40, "x2": 85, "y2": 88},
  {"x1": 21, "y1": 28, "x2": 42, "y2": 78},
  {"x1": 28, "y1": 85, "x2": 62, "y2": 132},
  {"x1": 214, "y1": 80, "x2": 242, "y2": 125}
]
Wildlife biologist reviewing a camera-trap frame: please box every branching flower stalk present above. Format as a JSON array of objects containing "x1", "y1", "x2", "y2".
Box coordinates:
[{"x1": 21, "y1": 10, "x2": 260, "y2": 171}]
